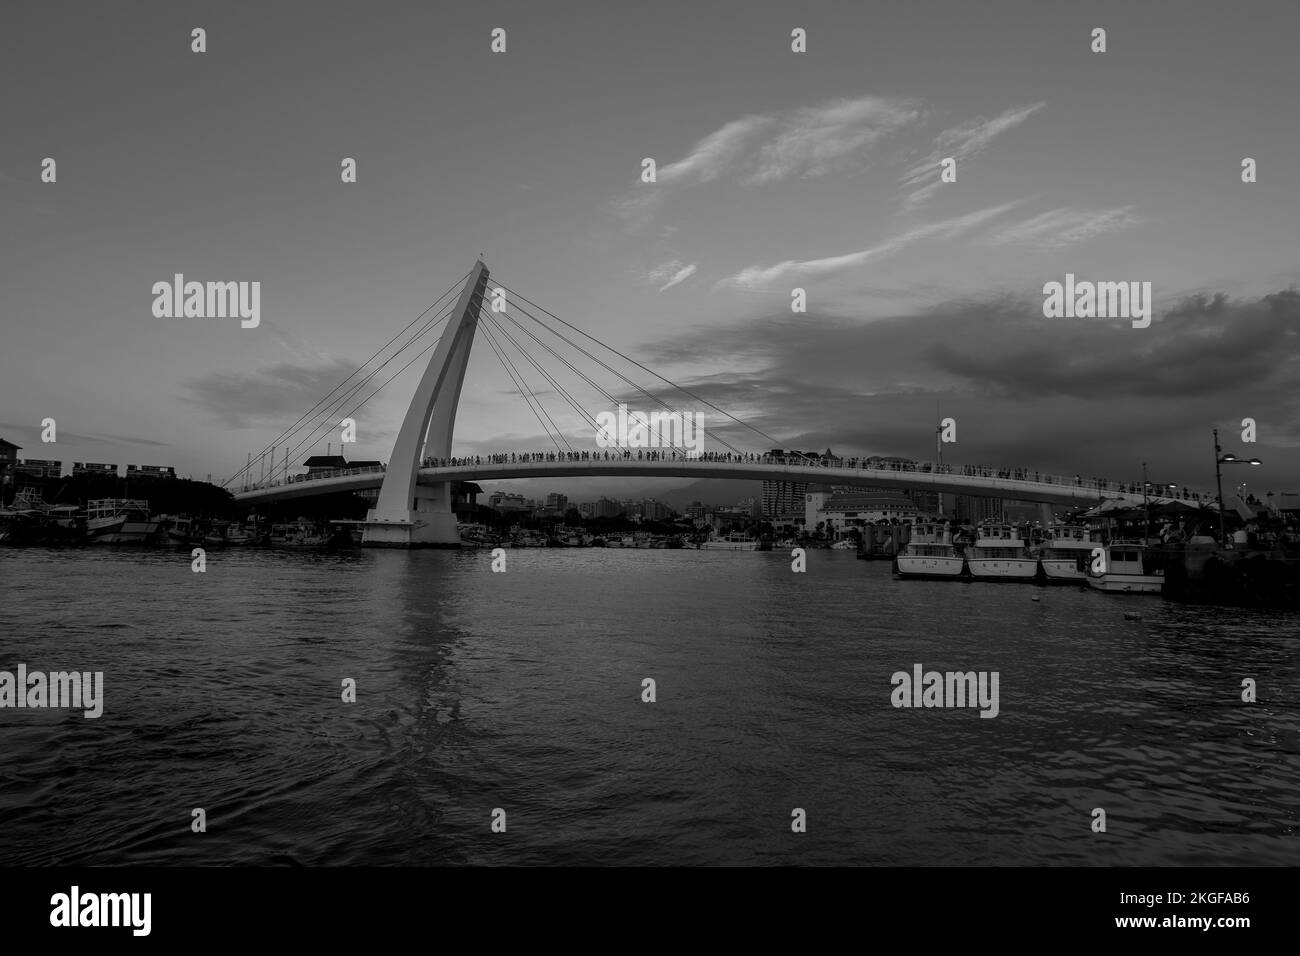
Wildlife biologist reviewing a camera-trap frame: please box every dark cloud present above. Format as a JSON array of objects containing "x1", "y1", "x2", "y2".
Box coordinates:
[
  {"x1": 180, "y1": 359, "x2": 374, "y2": 429},
  {"x1": 627, "y1": 286, "x2": 1300, "y2": 489},
  {"x1": 926, "y1": 289, "x2": 1299, "y2": 401}
]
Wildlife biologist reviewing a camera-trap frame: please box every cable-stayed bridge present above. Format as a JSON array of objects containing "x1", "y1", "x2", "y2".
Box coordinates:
[{"x1": 225, "y1": 261, "x2": 1198, "y2": 545}]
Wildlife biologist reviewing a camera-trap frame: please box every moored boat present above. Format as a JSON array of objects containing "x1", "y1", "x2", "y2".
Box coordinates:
[
  {"x1": 965, "y1": 522, "x2": 1038, "y2": 580},
  {"x1": 168, "y1": 516, "x2": 204, "y2": 546},
  {"x1": 894, "y1": 522, "x2": 965, "y2": 578},
  {"x1": 1086, "y1": 542, "x2": 1165, "y2": 594},
  {"x1": 698, "y1": 531, "x2": 760, "y2": 550},
  {"x1": 85, "y1": 499, "x2": 159, "y2": 544},
  {"x1": 1037, "y1": 525, "x2": 1099, "y2": 583}
]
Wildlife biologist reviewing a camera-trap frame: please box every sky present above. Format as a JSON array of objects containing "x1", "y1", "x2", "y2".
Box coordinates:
[{"x1": 2, "y1": 0, "x2": 1297, "y2": 502}]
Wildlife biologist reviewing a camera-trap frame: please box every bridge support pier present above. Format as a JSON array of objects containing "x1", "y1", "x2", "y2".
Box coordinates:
[{"x1": 361, "y1": 260, "x2": 489, "y2": 548}]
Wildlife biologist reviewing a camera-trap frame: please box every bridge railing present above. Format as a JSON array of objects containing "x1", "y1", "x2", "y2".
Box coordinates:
[{"x1": 242, "y1": 463, "x2": 386, "y2": 492}]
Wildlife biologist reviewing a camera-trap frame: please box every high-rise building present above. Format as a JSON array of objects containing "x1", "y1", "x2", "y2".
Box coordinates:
[
  {"x1": 763, "y1": 448, "x2": 831, "y2": 518},
  {"x1": 642, "y1": 498, "x2": 671, "y2": 521},
  {"x1": 594, "y1": 496, "x2": 622, "y2": 518},
  {"x1": 956, "y1": 495, "x2": 1005, "y2": 524},
  {"x1": 762, "y1": 479, "x2": 807, "y2": 518},
  {"x1": 545, "y1": 492, "x2": 568, "y2": 514},
  {"x1": 488, "y1": 491, "x2": 528, "y2": 512}
]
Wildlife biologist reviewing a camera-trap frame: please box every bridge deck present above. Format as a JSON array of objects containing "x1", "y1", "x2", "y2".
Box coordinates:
[{"x1": 232, "y1": 457, "x2": 1172, "y2": 508}]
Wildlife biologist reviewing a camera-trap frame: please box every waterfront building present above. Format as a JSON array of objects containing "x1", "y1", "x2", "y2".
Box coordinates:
[
  {"x1": 488, "y1": 491, "x2": 529, "y2": 512},
  {"x1": 708, "y1": 505, "x2": 757, "y2": 533},
  {"x1": 0, "y1": 439, "x2": 18, "y2": 485},
  {"x1": 73, "y1": 462, "x2": 118, "y2": 477},
  {"x1": 16, "y1": 458, "x2": 62, "y2": 479},
  {"x1": 302, "y1": 455, "x2": 348, "y2": 475},
  {"x1": 125, "y1": 464, "x2": 176, "y2": 480},
  {"x1": 451, "y1": 481, "x2": 481, "y2": 518},
  {"x1": 805, "y1": 490, "x2": 921, "y2": 538}
]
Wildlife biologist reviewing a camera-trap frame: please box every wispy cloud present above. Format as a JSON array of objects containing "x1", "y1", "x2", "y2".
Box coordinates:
[
  {"x1": 717, "y1": 201, "x2": 1022, "y2": 289},
  {"x1": 616, "y1": 94, "x2": 921, "y2": 228},
  {"x1": 746, "y1": 96, "x2": 922, "y2": 185},
  {"x1": 979, "y1": 205, "x2": 1142, "y2": 248},
  {"x1": 659, "y1": 116, "x2": 773, "y2": 186},
  {"x1": 657, "y1": 263, "x2": 698, "y2": 292},
  {"x1": 898, "y1": 101, "x2": 1045, "y2": 211}
]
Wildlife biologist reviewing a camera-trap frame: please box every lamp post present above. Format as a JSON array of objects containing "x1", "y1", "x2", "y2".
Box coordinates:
[{"x1": 1213, "y1": 427, "x2": 1262, "y2": 545}]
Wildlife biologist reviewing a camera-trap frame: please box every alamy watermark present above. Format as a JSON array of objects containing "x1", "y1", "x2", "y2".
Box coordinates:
[
  {"x1": 891, "y1": 663, "x2": 999, "y2": 718},
  {"x1": 1042, "y1": 273, "x2": 1151, "y2": 328},
  {"x1": 594, "y1": 403, "x2": 704, "y2": 457},
  {"x1": 50, "y1": 886, "x2": 150, "y2": 936},
  {"x1": 0, "y1": 665, "x2": 103, "y2": 718},
  {"x1": 151, "y1": 274, "x2": 260, "y2": 328}
]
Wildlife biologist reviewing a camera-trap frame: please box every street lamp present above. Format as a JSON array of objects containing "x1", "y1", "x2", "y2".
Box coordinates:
[{"x1": 1213, "y1": 427, "x2": 1262, "y2": 545}]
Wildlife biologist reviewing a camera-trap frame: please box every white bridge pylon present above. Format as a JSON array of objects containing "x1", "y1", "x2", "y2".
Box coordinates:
[{"x1": 361, "y1": 260, "x2": 490, "y2": 547}]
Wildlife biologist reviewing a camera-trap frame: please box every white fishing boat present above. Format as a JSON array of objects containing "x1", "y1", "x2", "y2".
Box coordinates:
[
  {"x1": 894, "y1": 522, "x2": 965, "y2": 578},
  {"x1": 1086, "y1": 542, "x2": 1165, "y2": 594},
  {"x1": 698, "y1": 531, "x2": 760, "y2": 550},
  {"x1": 85, "y1": 499, "x2": 159, "y2": 544},
  {"x1": 1037, "y1": 525, "x2": 1099, "y2": 583},
  {"x1": 965, "y1": 523, "x2": 1038, "y2": 580}
]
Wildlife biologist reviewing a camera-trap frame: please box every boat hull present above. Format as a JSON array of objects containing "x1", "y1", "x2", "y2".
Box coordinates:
[
  {"x1": 88, "y1": 519, "x2": 159, "y2": 544},
  {"x1": 1086, "y1": 572, "x2": 1163, "y2": 594},
  {"x1": 895, "y1": 555, "x2": 966, "y2": 578},
  {"x1": 1041, "y1": 560, "x2": 1088, "y2": 582},
  {"x1": 967, "y1": 558, "x2": 1038, "y2": 580}
]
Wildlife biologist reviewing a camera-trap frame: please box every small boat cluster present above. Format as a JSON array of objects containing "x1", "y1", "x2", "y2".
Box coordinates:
[
  {"x1": 894, "y1": 521, "x2": 1165, "y2": 593},
  {"x1": 458, "y1": 524, "x2": 782, "y2": 550},
  {"x1": 0, "y1": 492, "x2": 353, "y2": 549}
]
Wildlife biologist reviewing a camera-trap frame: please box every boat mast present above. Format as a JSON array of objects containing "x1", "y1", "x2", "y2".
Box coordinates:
[{"x1": 1142, "y1": 461, "x2": 1151, "y2": 545}]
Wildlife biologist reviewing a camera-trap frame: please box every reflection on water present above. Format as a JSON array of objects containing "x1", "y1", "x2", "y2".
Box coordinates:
[{"x1": 0, "y1": 547, "x2": 1295, "y2": 865}]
